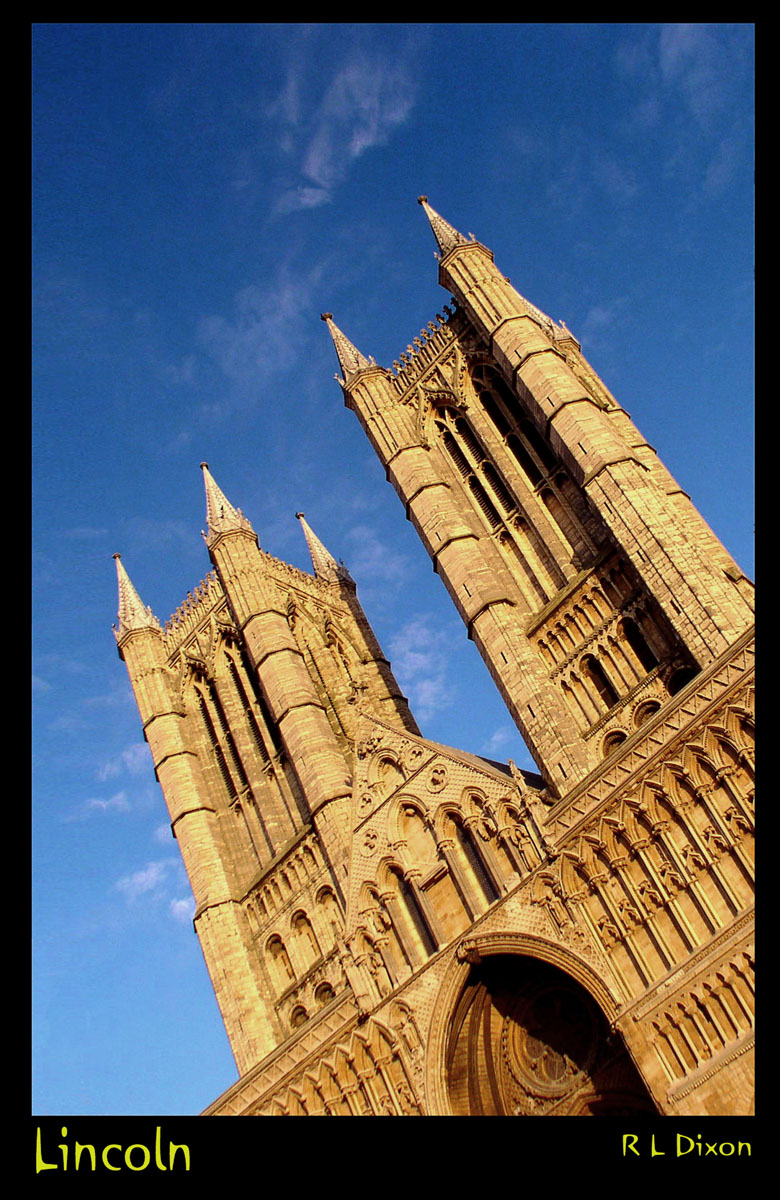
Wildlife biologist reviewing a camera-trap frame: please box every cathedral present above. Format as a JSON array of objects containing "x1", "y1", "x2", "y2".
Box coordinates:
[{"x1": 114, "y1": 198, "x2": 754, "y2": 1117}]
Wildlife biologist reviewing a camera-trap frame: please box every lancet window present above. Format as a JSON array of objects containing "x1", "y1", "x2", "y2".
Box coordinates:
[
  {"x1": 441, "y1": 810, "x2": 502, "y2": 913},
  {"x1": 193, "y1": 685, "x2": 239, "y2": 801},
  {"x1": 581, "y1": 654, "x2": 620, "y2": 712},
  {"x1": 223, "y1": 648, "x2": 273, "y2": 766},
  {"x1": 469, "y1": 361, "x2": 601, "y2": 568},
  {"x1": 291, "y1": 911, "x2": 321, "y2": 971},
  {"x1": 434, "y1": 405, "x2": 565, "y2": 604},
  {"x1": 392, "y1": 868, "x2": 438, "y2": 961},
  {"x1": 266, "y1": 934, "x2": 295, "y2": 996}
]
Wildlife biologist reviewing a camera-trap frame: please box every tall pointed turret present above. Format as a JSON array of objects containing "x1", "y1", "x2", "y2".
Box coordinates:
[
  {"x1": 320, "y1": 312, "x2": 372, "y2": 381},
  {"x1": 113, "y1": 553, "x2": 161, "y2": 639},
  {"x1": 295, "y1": 512, "x2": 350, "y2": 583},
  {"x1": 201, "y1": 462, "x2": 254, "y2": 544},
  {"x1": 417, "y1": 195, "x2": 469, "y2": 257}
]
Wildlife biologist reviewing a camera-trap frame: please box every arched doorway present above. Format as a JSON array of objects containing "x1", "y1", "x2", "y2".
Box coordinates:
[{"x1": 445, "y1": 954, "x2": 656, "y2": 1115}]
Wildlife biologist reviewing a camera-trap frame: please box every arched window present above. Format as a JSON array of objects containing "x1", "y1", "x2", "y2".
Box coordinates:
[
  {"x1": 634, "y1": 700, "x2": 661, "y2": 728},
  {"x1": 621, "y1": 617, "x2": 658, "y2": 673},
  {"x1": 266, "y1": 935, "x2": 295, "y2": 993},
  {"x1": 454, "y1": 816, "x2": 501, "y2": 907},
  {"x1": 291, "y1": 911, "x2": 320, "y2": 970},
  {"x1": 315, "y1": 982, "x2": 336, "y2": 1007},
  {"x1": 393, "y1": 869, "x2": 437, "y2": 960},
  {"x1": 316, "y1": 887, "x2": 342, "y2": 948},
  {"x1": 290, "y1": 1005, "x2": 308, "y2": 1029},
  {"x1": 581, "y1": 655, "x2": 619, "y2": 710},
  {"x1": 603, "y1": 730, "x2": 627, "y2": 757},
  {"x1": 669, "y1": 666, "x2": 698, "y2": 695}
]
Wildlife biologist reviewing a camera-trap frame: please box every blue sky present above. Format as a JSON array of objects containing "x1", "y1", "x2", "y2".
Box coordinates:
[{"x1": 32, "y1": 23, "x2": 754, "y2": 1116}]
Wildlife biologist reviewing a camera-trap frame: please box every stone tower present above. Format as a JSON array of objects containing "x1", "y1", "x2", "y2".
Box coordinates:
[{"x1": 115, "y1": 200, "x2": 754, "y2": 1117}]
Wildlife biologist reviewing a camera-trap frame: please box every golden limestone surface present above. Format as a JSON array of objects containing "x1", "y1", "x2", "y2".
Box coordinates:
[{"x1": 115, "y1": 200, "x2": 754, "y2": 1116}]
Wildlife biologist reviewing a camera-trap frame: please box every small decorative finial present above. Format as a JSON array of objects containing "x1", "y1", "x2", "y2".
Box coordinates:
[
  {"x1": 114, "y1": 552, "x2": 161, "y2": 637},
  {"x1": 296, "y1": 512, "x2": 351, "y2": 583},
  {"x1": 417, "y1": 196, "x2": 468, "y2": 257},
  {"x1": 201, "y1": 462, "x2": 254, "y2": 541},
  {"x1": 321, "y1": 313, "x2": 372, "y2": 378}
]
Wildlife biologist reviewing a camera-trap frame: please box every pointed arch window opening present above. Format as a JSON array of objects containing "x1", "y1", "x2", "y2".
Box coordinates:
[
  {"x1": 599, "y1": 642, "x2": 633, "y2": 694},
  {"x1": 224, "y1": 650, "x2": 272, "y2": 766},
  {"x1": 437, "y1": 408, "x2": 566, "y2": 601},
  {"x1": 266, "y1": 934, "x2": 296, "y2": 997},
  {"x1": 316, "y1": 886, "x2": 344, "y2": 951},
  {"x1": 606, "y1": 631, "x2": 645, "y2": 688},
  {"x1": 472, "y1": 364, "x2": 596, "y2": 565},
  {"x1": 392, "y1": 869, "x2": 438, "y2": 964},
  {"x1": 367, "y1": 896, "x2": 412, "y2": 983},
  {"x1": 562, "y1": 678, "x2": 594, "y2": 731},
  {"x1": 300, "y1": 635, "x2": 350, "y2": 747},
  {"x1": 621, "y1": 616, "x2": 659, "y2": 675},
  {"x1": 581, "y1": 655, "x2": 620, "y2": 713},
  {"x1": 498, "y1": 530, "x2": 549, "y2": 609},
  {"x1": 194, "y1": 686, "x2": 239, "y2": 802},
  {"x1": 357, "y1": 928, "x2": 396, "y2": 995},
  {"x1": 207, "y1": 685, "x2": 245, "y2": 784},
  {"x1": 453, "y1": 813, "x2": 502, "y2": 909},
  {"x1": 193, "y1": 681, "x2": 274, "y2": 867},
  {"x1": 227, "y1": 648, "x2": 310, "y2": 829},
  {"x1": 221, "y1": 651, "x2": 279, "y2": 858},
  {"x1": 291, "y1": 910, "x2": 322, "y2": 972}
]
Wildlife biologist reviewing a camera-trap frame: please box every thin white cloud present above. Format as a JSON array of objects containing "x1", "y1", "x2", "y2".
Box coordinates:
[
  {"x1": 483, "y1": 727, "x2": 515, "y2": 757},
  {"x1": 274, "y1": 186, "x2": 332, "y2": 215},
  {"x1": 124, "y1": 516, "x2": 196, "y2": 555},
  {"x1": 269, "y1": 50, "x2": 418, "y2": 214},
  {"x1": 169, "y1": 897, "x2": 195, "y2": 923},
  {"x1": 63, "y1": 784, "x2": 150, "y2": 823},
  {"x1": 387, "y1": 614, "x2": 457, "y2": 725},
  {"x1": 658, "y1": 24, "x2": 729, "y2": 127},
  {"x1": 115, "y1": 858, "x2": 178, "y2": 903},
  {"x1": 199, "y1": 256, "x2": 329, "y2": 387},
  {"x1": 577, "y1": 298, "x2": 629, "y2": 356},
  {"x1": 84, "y1": 791, "x2": 132, "y2": 815},
  {"x1": 97, "y1": 743, "x2": 151, "y2": 783},
  {"x1": 115, "y1": 858, "x2": 194, "y2": 921},
  {"x1": 345, "y1": 524, "x2": 412, "y2": 588}
]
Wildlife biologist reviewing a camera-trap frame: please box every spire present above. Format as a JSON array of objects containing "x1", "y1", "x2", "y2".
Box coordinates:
[
  {"x1": 113, "y1": 553, "x2": 161, "y2": 638},
  {"x1": 320, "y1": 312, "x2": 372, "y2": 381},
  {"x1": 200, "y1": 462, "x2": 254, "y2": 542},
  {"x1": 417, "y1": 195, "x2": 469, "y2": 257},
  {"x1": 295, "y1": 512, "x2": 351, "y2": 583}
]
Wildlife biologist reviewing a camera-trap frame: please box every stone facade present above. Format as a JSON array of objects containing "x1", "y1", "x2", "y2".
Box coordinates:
[{"x1": 115, "y1": 199, "x2": 754, "y2": 1116}]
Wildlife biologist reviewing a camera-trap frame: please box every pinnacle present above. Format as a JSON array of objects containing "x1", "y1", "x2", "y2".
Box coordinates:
[
  {"x1": 417, "y1": 195, "x2": 469, "y2": 257},
  {"x1": 113, "y1": 553, "x2": 161, "y2": 637},
  {"x1": 201, "y1": 462, "x2": 254, "y2": 542},
  {"x1": 296, "y1": 512, "x2": 350, "y2": 583},
  {"x1": 320, "y1": 312, "x2": 372, "y2": 381}
]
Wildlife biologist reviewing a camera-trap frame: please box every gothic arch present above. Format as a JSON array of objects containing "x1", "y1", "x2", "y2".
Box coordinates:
[
  {"x1": 265, "y1": 934, "x2": 295, "y2": 995},
  {"x1": 367, "y1": 751, "x2": 406, "y2": 799},
  {"x1": 290, "y1": 910, "x2": 321, "y2": 971},
  {"x1": 426, "y1": 932, "x2": 657, "y2": 1116}
]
